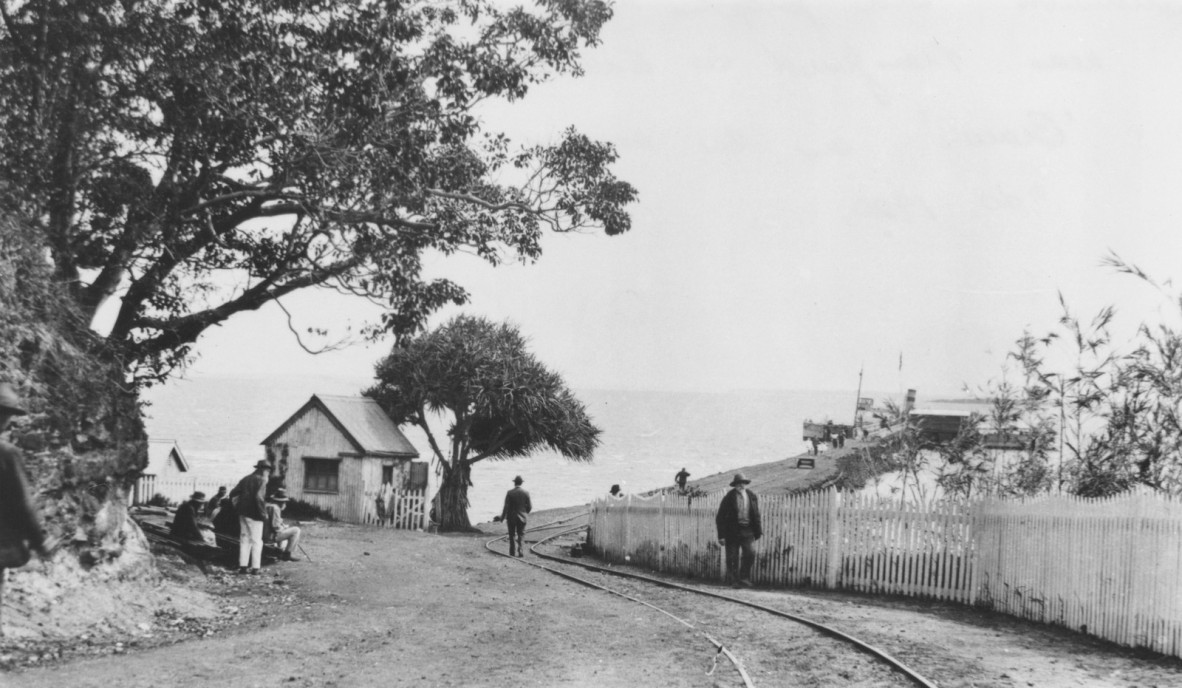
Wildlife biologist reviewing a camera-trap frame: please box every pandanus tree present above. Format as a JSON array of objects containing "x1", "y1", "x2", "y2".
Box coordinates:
[
  {"x1": 366, "y1": 315, "x2": 599, "y2": 530},
  {"x1": 0, "y1": 0, "x2": 634, "y2": 452}
]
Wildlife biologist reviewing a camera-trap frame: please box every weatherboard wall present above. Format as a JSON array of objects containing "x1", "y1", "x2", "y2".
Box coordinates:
[{"x1": 267, "y1": 404, "x2": 367, "y2": 522}]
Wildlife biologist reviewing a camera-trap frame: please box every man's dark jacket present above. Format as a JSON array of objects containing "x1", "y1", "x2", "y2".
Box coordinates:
[
  {"x1": 0, "y1": 440, "x2": 44, "y2": 551},
  {"x1": 229, "y1": 471, "x2": 268, "y2": 520},
  {"x1": 170, "y1": 500, "x2": 206, "y2": 542},
  {"x1": 501, "y1": 487, "x2": 532, "y2": 525},
  {"x1": 715, "y1": 488, "x2": 762, "y2": 541}
]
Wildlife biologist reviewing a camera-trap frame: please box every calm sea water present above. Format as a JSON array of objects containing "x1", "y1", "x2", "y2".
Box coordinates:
[{"x1": 143, "y1": 375, "x2": 891, "y2": 521}]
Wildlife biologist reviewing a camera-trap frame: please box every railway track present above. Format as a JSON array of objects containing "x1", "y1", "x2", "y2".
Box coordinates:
[{"x1": 486, "y1": 516, "x2": 939, "y2": 687}]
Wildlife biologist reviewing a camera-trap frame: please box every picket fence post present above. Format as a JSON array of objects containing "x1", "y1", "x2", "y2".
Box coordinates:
[{"x1": 825, "y1": 488, "x2": 841, "y2": 588}]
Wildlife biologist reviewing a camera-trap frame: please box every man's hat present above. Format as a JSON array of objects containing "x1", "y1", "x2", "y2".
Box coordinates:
[
  {"x1": 0, "y1": 382, "x2": 27, "y2": 416},
  {"x1": 268, "y1": 488, "x2": 290, "y2": 503},
  {"x1": 254, "y1": 460, "x2": 274, "y2": 470},
  {"x1": 513, "y1": 475, "x2": 523, "y2": 484},
  {"x1": 190, "y1": 491, "x2": 208, "y2": 503},
  {"x1": 730, "y1": 473, "x2": 751, "y2": 486}
]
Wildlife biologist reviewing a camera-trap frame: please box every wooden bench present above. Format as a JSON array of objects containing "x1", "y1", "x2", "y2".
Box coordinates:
[{"x1": 796, "y1": 457, "x2": 815, "y2": 469}]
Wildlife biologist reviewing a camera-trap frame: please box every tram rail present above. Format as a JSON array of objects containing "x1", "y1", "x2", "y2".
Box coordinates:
[{"x1": 485, "y1": 516, "x2": 939, "y2": 688}]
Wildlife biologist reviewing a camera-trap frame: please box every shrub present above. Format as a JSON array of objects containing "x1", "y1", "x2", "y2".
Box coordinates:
[
  {"x1": 146, "y1": 493, "x2": 176, "y2": 508},
  {"x1": 284, "y1": 498, "x2": 334, "y2": 521}
]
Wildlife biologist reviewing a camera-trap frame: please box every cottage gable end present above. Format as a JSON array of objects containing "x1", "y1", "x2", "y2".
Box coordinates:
[{"x1": 261, "y1": 394, "x2": 419, "y2": 458}]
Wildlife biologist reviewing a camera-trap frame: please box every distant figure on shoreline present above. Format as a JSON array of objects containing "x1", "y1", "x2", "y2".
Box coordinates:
[
  {"x1": 674, "y1": 468, "x2": 690, "y2": 491},
  {"x1": 501, "y1": 476, "x2": 531, "y2": 558}
]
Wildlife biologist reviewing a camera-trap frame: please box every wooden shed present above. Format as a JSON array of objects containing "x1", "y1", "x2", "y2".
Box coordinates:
[
  {"x1": 133, "y1": 439, "x2": 192, "y2": 504},
  {"x1": 261, "y1": 394, "x2": 426, "y2": 524}
]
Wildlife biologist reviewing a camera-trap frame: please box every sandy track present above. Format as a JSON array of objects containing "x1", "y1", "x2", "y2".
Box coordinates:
[{"x1": 7, "y1": 519, "x2": 1182, "y2": 687}]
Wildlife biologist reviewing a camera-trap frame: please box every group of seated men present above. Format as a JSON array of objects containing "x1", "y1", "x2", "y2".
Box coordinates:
[{"x1": 169, "y1": 485, "x2": 302, "y2": 563}]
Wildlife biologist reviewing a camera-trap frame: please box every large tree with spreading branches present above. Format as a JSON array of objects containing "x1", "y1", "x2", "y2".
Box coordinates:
[
  {"x1": 0, "y1": 0, "x2": 634, "y2": 452},
  {"x1": 366, "y1": 315, "x2": 599, "y2": 530}
]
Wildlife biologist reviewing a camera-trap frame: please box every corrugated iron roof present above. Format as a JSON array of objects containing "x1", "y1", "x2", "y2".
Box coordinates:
[
  {"x1": 145, "y1": 439, "x2": 189, "y2": 474},
  {"x1": 261, "y1": 394, "x2": 419, "y2": 457}
]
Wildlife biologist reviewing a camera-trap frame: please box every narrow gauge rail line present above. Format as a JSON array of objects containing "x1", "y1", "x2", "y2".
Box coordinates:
[
  {"x1": 487, "y1": 521, "x2": 939, "y2": 688},
  {"x1": 485, "y1": 525, "x2": 754, "y2": 687}
]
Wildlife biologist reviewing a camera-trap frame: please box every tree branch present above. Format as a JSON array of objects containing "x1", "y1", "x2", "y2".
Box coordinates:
[
  {"x1": 426, "y1": 188, "x2": 534, "y2": 214},
  {"x1": 129, "y1": 255, "x2": 361, "y2": 362},
  {"x1": 272, "y1": 297, "x2": 355, "y2": 354}
]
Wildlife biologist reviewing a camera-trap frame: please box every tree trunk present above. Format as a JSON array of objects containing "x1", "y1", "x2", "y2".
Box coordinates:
[{"x1": 434, "y1": 460, "x2": 474, "y2": 532}]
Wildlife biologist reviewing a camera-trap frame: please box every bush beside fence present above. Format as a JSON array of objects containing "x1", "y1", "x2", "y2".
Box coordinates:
[
  {"x1": 132, "y1": 475, "x2": 229, "y2": 506},
  {"x1": 587, "y1": 488, "x2": 1182, "y2": 658}
]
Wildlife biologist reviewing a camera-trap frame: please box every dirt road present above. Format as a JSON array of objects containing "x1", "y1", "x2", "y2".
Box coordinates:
[{"x1": 7, "y1": 519, "x2": 1182, "y2": 687}]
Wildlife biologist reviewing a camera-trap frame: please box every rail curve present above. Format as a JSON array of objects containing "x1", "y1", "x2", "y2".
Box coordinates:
[{"x1": 485, "y1": 515, "x2": 939, "y2": 688}]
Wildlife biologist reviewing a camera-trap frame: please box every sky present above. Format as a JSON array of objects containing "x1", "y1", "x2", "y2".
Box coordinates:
[{"x1": 175, "y1": 0, "x2": 1182, "y2": 398}]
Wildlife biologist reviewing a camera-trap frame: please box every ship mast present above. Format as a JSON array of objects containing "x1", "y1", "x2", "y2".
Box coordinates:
[{"x1": 852, "y1": 365, "x2": 864, "y2": 429}]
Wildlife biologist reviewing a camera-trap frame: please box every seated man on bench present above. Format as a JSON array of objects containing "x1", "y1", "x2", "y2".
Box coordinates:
[
  {"x1": 264, "y1": 489, "x2": 302, "y2": 561},
  {"x1": 170, "y1": 491, "x2": 218, "y2": 553}
]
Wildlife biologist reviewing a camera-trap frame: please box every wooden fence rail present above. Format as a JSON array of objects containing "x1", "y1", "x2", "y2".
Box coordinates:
[
  {"x1": 360, "y1": 488, "x2": 428, "y2": 531},
  {"x1": 132, "y1": 475, "x2": 230, "y2": 506},
  {"x1": 587, "y1": 488, "x2": 1182, "y2": 658},
  {"x1": 133, "y1": 478, "x2": 428, "y2": 531}
]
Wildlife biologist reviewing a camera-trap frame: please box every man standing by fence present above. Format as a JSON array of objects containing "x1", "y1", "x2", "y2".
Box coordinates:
[
  {"x1": 501, "y1": 475, "x2": 531, "y2": 557},
  {"x1": 716, "y1": 473, "x2": 761, "y2": 587}
]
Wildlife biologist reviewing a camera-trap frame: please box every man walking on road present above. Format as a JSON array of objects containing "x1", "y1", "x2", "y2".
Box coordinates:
[
  {"x1": 229, "y1": 460, "x2": 271, "y2": 574},
  {"x1": 715, "y1": 473, "x2": 762, "y2": 587},
  {"x1": 501, "y1": 475, "x2": 531, "y2": 557}
]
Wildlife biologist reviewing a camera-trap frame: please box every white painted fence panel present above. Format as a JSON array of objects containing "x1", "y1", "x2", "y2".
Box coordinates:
[
  {"x1": 588, "y1": 488, "x2": 1182, "y2": 658},
  {"x1": 133, "y1": 475, "x2": 229, "y2": 505},
  {"x1": 360, "y1": 488, "x2": 428, "y2": 530}
]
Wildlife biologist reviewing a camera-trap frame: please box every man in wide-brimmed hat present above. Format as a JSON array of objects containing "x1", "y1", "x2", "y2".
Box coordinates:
[
  {"x1": 264, "y1": 488, "x2": 301, "y2": 561},
  {"x1": 715, "y1": 473, "x2": 762, "y2": 587},
  {"x1": 170, "y1": 491, "x2": 216, "y2": 549},
  {"x1": 0, "y1": 382, "x2": 50, "y2": 636},
  {"x1": 500, "y1": 475, "x2": 532, "y2": 557},
  {"x1": 229, "y1": 460, "x2": 272, "y2": 574}
]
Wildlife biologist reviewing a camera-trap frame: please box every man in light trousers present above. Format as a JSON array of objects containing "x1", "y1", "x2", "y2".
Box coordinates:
[{"x1": 229, "y1": 460, "x2": 271, "y2": 574}]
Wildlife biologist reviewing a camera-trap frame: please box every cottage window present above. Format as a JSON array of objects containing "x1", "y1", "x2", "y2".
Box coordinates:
[
  {"x1": 382, "y1": 465, "x2": 394, "y2": 485},
  {"x1": 304, "y1": 458, "x2": 340, "y2": 493}
]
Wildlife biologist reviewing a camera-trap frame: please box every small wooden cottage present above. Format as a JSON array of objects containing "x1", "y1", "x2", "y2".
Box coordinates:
[
  {"x1": 133, "y1": 439, "x2": 192, "y2": 504},
  {"x1": 145, "y1": 439, "x2": 190, "y2": 477},
  {"x1": 261, "y1": 394, "x2": 426, "y2": 524}
]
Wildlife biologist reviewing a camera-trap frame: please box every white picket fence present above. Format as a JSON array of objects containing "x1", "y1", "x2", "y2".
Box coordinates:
[
  {"x1": 588, "y1": 488, "x2": 1182, "y2": 658},
  {"x1": 360, "y1": 487, "x2": 429, "y2": 531},
  {"x1": 132, "y1": 475, "x2": 230, "y2": 506}
]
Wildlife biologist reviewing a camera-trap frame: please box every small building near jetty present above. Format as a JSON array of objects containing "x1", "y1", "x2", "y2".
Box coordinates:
[
  {"x1": 261, "y1": 394, "x2": 427, "y2": 526},
  {"x1": 910, "y1": 402, "x2": 1034, "y2": 449}
]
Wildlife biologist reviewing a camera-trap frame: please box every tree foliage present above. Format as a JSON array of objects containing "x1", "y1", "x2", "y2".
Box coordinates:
[
  {"x1": 0, "y1": 203, "x2": 140, "y2": 449},
  {"x1": 942, "y1": 256, "x2": 1182, "y2": 499},
  {"x1": 0, "y1": 0, "x2": 636, "y2": 388},
  {"x1": 366, "y1": 315, "x2": 599, "y2": 530}
]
